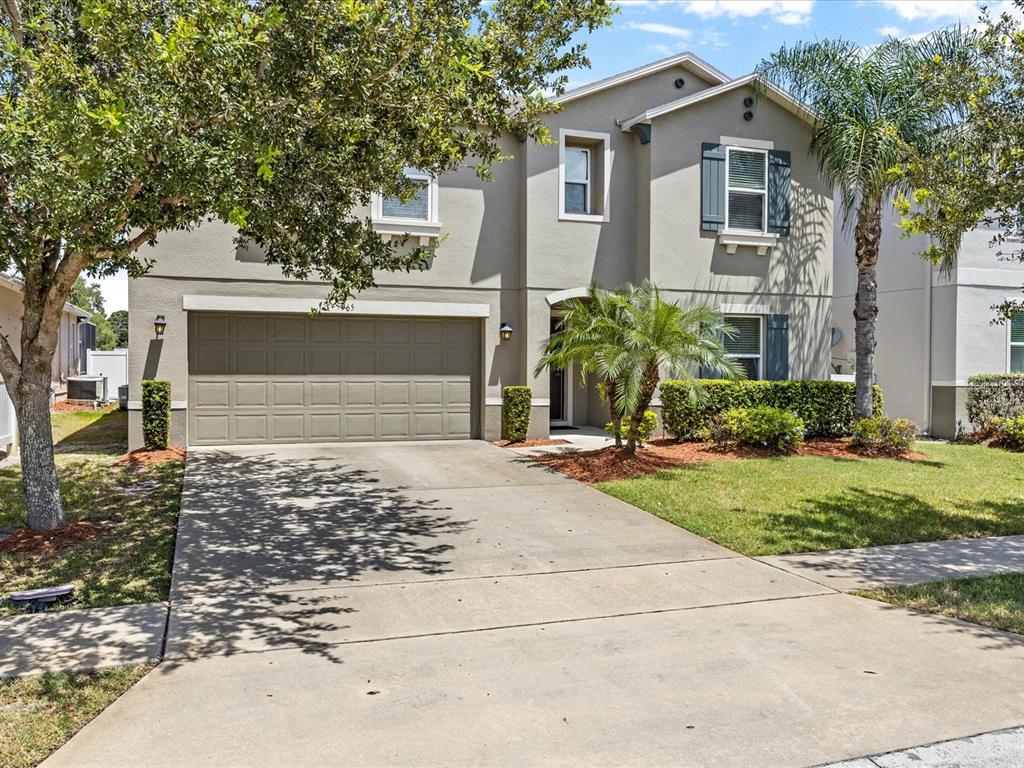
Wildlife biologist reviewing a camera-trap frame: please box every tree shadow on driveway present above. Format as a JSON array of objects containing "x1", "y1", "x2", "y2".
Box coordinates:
[{"x1": 162, "y1": 449, "x2": 471, "y2": 666}]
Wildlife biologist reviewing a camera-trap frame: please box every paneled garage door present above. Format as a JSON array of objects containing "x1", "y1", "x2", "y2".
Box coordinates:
[{"x1": 187, "y1": 312, "x2": 479, "y2": 445}]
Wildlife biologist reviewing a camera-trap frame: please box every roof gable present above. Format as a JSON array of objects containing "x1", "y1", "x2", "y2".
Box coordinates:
[{"x1": 553, "y1": 52, "x2": 729, "y2": 106}]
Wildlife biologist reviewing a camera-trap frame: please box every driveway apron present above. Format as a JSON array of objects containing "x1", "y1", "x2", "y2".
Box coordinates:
[{"x1": 45, "y1": 441, "x2": 1024, "y2": 767}]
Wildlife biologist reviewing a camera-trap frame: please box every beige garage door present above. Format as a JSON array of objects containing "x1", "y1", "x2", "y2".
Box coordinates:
[{"x1": 187, "y1": 312, "x2": 479, "y2": 445}]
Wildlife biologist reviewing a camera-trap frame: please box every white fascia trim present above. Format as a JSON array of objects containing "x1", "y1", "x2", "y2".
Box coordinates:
[
  {"x1": 719, "y1": 303, "x2": 774, "y2": 316},
  {"x1": 545, "y1": 287, "x2": 591, "y2": 306},
  {"x1": 559, "y1": 128, "x2": 612, "y2": 223},
  {"x1": 182, "y1": 295, "x2": 491, "y2": 318},
  {"x1": 553, "y1": 52, "x2": 729, "y2": 106},
  {"x1": 618, "y1": 74, "x2": 814, "y2": 131},
  {"x1": 128, "y1": 400, "x2": 188, "y2": 410}
]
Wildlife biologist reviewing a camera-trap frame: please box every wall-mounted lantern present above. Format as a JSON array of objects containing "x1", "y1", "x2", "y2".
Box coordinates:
[
  {"x1": 154, "y1": 314, "x2": 167, "y2": 337},
  {"x1": 499, "y1": 322, "x2": 514, "y2": 342}
]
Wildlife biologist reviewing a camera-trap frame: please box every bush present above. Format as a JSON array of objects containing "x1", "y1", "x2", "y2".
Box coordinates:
[
  {"x1": 605, "y1": 410, "x2": 658, "y2": 444},
  {"x1": 141, "y1": 380, "x2": 171, "y2": 450},
  {"x1": 501, "y1": 386, "x2": 532, "y2": 442},
  {"x1": 1001, "y1": 415, "x2": 1024, "y2": 450},
  {"x1": 965, "y1": 373, "x2": 1024, "y2": 427},
  {"x1": 712, "y1": 406, "x2": 805, "y2": 453},
  {"x1": 660, "y1": 379, "x2": 883, "y2": 441},
  {"x1": 849, "y1": 416, "x2": 917, "y2": 456}
]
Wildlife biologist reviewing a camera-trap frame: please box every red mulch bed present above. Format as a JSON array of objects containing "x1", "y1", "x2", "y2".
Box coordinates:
[
  {"x1": 0, "y1": 520, "x2": 114, "y2": 555},
  {"x1": 534, "y1": 438, "x2": 926, "y2": 483},
  {"x1": 114, "y1": 445, "x2": 186, "y2": 469},
  {"x1": 492, "y1": 438, "x2": 570, "y2": 448}
]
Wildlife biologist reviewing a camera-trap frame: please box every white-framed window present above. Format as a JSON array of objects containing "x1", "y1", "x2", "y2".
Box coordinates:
[
  {"x1": 725, "y1": 146, "x2": 768, "y2": 233},
  {"x1": 1010, "y1": 312, "x2": 1024, "y2": 372},
  {"x1": 564, "y1": 147, "x2": 591, "y2": 215},
  {"x1": 373, "y1": 167, "x2": 439, "y2": 227},
  {"x1": 558, "y1": 129, "x2": 610, "y2": 222},
  {"x1": 724, "y1": 314, "x2": 763, "y2": 380}
]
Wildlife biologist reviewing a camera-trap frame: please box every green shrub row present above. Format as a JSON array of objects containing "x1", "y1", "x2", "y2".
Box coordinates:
[
  {"x1": 141, "y1": 380, "x2": 171, "y2": 450},
  {"x1": 501, "y1": 386, "x2": 532, "y2": 442},
  {"x1": 712, "y1": 406, "x2": 805, "y2": 453},
  {"x1": 965, "y1": 373, "x2": 1024, "y2": 426},
  {"x1": 660, "y1": 379, "x2": 883, "y2": 440}
]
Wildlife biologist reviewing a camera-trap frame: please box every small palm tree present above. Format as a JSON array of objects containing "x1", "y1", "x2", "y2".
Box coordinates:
[
  {"x1": 756, "y1": 32, "x2": 971, "y2": 418},
  {"x1": 536, "y1": 281, "x2": 741, "y2": 454}
]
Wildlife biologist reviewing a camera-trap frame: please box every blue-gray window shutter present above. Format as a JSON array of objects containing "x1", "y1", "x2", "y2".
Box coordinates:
[
  {"x1": 699, "y1": 314, "x2": 726, "y2": 378},
  {"x1": 767, "y1": 150, "x2": 791, "y2": 235},
  {"x1": 701, "y1": 143, "x2": 726, "y2": 231},
  {"x1": 766, "y1": 314, "x2": 789, "y2": 380}
]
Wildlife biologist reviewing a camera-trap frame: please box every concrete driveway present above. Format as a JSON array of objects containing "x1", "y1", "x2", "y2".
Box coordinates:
[{"x1": 47, "y1": 442, "x2": 1023, "y2": 767}]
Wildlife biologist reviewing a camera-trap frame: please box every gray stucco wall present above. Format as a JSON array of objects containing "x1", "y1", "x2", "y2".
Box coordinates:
[{"x1": 127, "y1": 59, "x2": 835, "y2": 448}]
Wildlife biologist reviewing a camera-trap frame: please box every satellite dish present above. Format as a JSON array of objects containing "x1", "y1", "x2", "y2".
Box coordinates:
[{"x1": 830, "y1": 327, "x2": 843, "y2": 347}]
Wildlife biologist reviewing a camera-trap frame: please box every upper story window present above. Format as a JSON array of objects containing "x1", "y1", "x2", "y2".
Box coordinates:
[
  {"x1": 724, "y1": 314, "x2": 763, "y2": 380},
  {"x1": 726, "y1": 147, "x2": 768, "y2": 233},
  {"x1": 559, "y1": 129, "x2": 610, "y2": 223},
  {"x1": 1011, "y1": 313, "x2": 1024, "y2": 372},
  {"x1": 377, "y1": 167, "x2": 436, "y2": 223}
]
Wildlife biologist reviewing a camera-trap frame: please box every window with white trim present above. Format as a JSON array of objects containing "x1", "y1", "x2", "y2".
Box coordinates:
[
  {"x1": 726, "y1": 147, "x2": 767, "y2": 232},
  {"x1": 559, "y1": 129, "x2": 609, "y2": 221},
  {"x1": 377, "y1": 167, "x2": 435, "y2": 223},
  {"x1": 564, "y1": 147, "x2": 591, "y2": 215},
  {"x1": 724, "y1": 315, "x2": 763, "y2": 380},
  {"x1": 1011, "y1": 313, "x2": 1024, "y2": 372}
]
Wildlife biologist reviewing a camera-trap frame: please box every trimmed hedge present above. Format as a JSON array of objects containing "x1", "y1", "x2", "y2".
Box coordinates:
[
  {"x1": 141, "y1": 380, "x2": 171, "y2": 450},
  {"x1": 660, "y1": 379, "x2": 884, "y2": 440},
  {"x1": 605, "y1": 410, "x2": 658, "y2": 444},
  {"x1": 850, "y1": 416, "x2": 917, "y2": 456},
  {"x1": 501, "y1": 386, "x2": 532, "y2": 442},
  {"x1": 965, "y1": 373, "x2": 1024, "y2": 427}
]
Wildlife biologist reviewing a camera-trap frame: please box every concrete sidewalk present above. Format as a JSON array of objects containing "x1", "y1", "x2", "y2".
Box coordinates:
[
  {"x1": 759, "y1": 534, "x2": 1024, "y2": 591},
  {"x1": 818, "y1": 726, "x2": 1024, "y2": 767},
  {"x1": 0, "y1": 603, "x2": 167, "y2": 678}
]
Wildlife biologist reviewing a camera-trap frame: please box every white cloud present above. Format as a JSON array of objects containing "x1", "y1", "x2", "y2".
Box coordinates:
[
  {"x1": 682, "y1": 1, "x2": 814, "y2": 25},
  {"x1": 700, "y1": 28, "x2": 728, "y2": 49},
  {"x1": 625, "y1": 21, "x2": 694, "y2": 39},
  {"x1": 878, "y1": 1, "x2": 980, "y2": 23},
  {"x1": 877, "y1": 24, "x2": 904, "y2": 37},
  {"x1": 646, "y1": 43, "x2": 676, "y2": 57}
]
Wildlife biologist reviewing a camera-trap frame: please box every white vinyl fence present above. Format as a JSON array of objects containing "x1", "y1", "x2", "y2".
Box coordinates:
[
  {"x1": 0, "y1": 377, "x2": 15, "y2": 451},
  {"x1": 86, "y1": 349, "x2": 128, "y2": 398}
]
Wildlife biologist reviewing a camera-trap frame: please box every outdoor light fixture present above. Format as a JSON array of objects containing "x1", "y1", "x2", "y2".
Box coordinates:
[
  {"x1": 154, "y1": 314, "x2": 167, "y2": 337},
  {"x1": 499, "y1": 322, "x2": 514, "y2": 342}
]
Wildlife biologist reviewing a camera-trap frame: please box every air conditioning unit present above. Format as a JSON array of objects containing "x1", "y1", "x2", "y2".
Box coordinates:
[{"x1": 67, "y1": 375, "x2": 108, "y2": 403}]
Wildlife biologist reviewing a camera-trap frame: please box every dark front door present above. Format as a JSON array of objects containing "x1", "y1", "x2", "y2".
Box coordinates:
[{"x1": 549, "y1": 317, "x2": 565, "y2": 423}]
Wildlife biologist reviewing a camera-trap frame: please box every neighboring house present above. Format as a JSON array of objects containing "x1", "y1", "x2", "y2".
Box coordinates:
[
  {"x1": 126, "y1": 52, "x2": 834, "y2": 449},
  {"x1": 833, "y1": 208, "x2": 1024, "y2": 437},
  {"x1": 0, "y1": 272, "x2": 92, "y2": 403}
]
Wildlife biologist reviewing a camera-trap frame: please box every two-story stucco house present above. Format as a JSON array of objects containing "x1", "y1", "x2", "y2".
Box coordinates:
[
  {"x1": 126, "y1": 52, "x2": 834, "y2": 449},
  {"x1": 834, "y1": 207, "x2": 1024, "y2": 438}
]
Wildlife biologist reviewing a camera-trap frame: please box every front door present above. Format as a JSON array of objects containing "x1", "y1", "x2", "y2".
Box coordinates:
[{"x1": 549, "y1": 317, "x2": 566, "y2": 424}]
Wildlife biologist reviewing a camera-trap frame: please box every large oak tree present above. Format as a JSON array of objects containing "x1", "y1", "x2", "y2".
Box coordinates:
[{"x1": 0, "y1": 0, "x2": 613, "y2": 530}]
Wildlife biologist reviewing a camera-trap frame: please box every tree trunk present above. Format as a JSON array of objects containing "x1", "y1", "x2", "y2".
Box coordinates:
[
  {"x1": 624, "y1": 364, "x2": 660, "y2": 454},
  {"x1": 853, "y1": 194, "x2": 883, "y2": 419},
  {"x1": 15, "y1": 358, "x2": 65, "y2": 530},
  {"x1": 605, "y1": 378, "x2": 623, "y2": 449}
]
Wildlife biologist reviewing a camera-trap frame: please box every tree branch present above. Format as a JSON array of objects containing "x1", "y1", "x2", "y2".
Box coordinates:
[
  {"x1": 1, "y1": 0, "x2": 23, "y2": 45},
  {"x1": 0, "y1": 327, "x2": 20, "y2": 404}
]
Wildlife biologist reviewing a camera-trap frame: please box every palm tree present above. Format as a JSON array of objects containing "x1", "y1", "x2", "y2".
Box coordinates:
[
  {"x1": 756, "y1": 33, "x2": 971, "y2": 418},
  {"x1": 536, "y1": 281, "x2": 741, "y2": 454}
]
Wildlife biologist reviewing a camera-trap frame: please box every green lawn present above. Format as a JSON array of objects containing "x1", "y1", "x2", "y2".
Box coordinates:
[
  {"x1": 0, "y1": 408, "x2": 183, "y2": 615},
  {"x1": 597, "y1": 442, "x2": 1024, "y2": 556},
  {"x1": 858, "y1": 574, "x2": 1024, "y2": 635},
  {"x1": 0, "y1": 666, "x2": 150, "y2": 768}
]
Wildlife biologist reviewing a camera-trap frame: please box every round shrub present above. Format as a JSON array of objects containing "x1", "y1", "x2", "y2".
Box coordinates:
[
  {"x1": 849, "y1": 416, "x2": 917, "y2": 457},
  {"x1": 1001, "y1": 415, "x2": 1024, "y2": 450},
  {"x1": 712, "y1": 406, "x2": 805, "y2": 453},
  {"x1": 605, "y1": 410, "x2": 658, "y2": 444}
]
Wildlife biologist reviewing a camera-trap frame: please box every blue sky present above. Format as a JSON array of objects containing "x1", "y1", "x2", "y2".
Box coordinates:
[{"x1": 96, "y1": 0, "x2": 1001, "y2": 313}]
